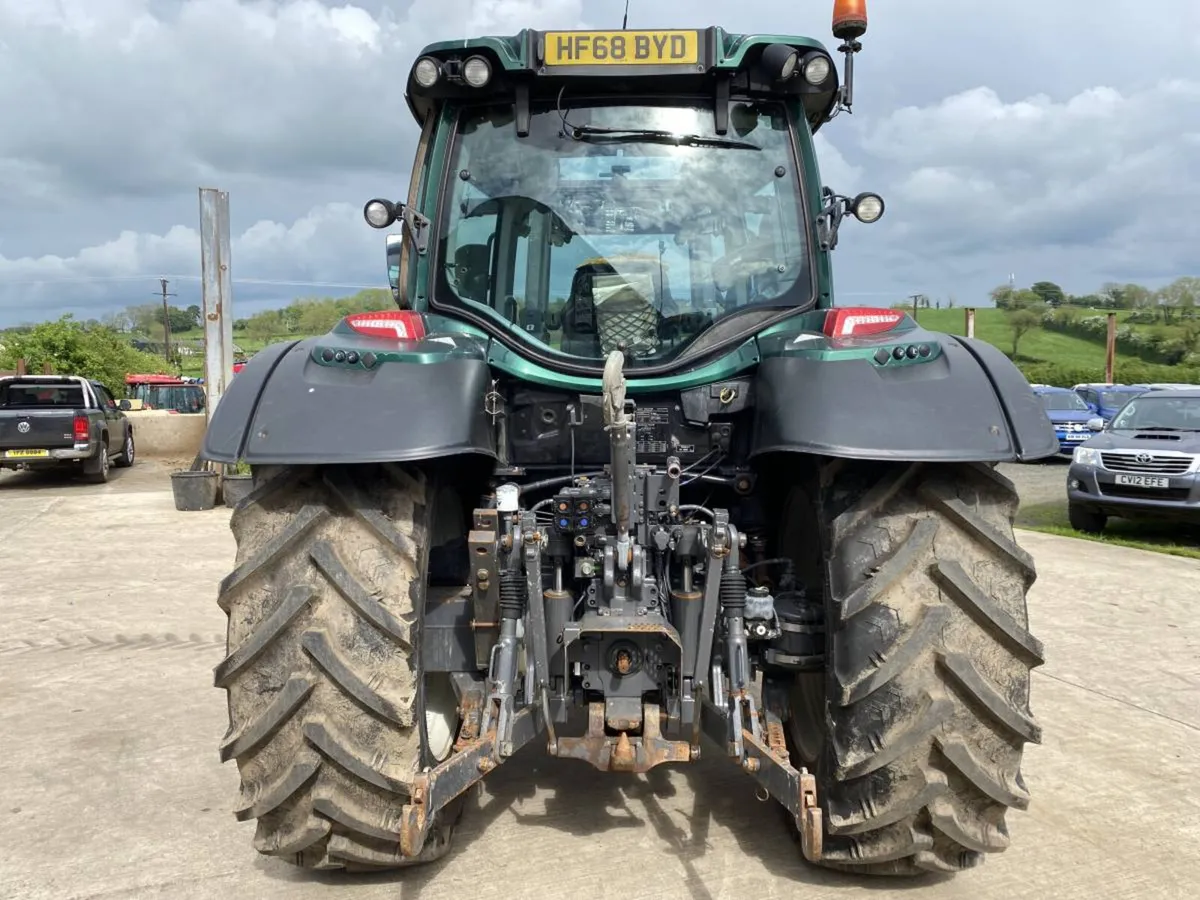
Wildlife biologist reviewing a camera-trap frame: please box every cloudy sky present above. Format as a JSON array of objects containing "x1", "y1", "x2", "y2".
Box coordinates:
[{"x1": 1, "y1": 0, "x2": 1199, "y2": 327}]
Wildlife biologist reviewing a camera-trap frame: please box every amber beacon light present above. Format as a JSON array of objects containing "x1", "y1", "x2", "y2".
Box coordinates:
[
  {"x1": 832, "y1": 0, "x2": 868, "y2": 40},
  {"x1": 830, "y1": 0, "x2": 867, "y2": 113}
]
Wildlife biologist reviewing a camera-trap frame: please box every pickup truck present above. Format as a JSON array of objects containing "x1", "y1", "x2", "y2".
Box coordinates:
[{"x1": 0, "y1": 375, "x2": 135, "y2": 483}]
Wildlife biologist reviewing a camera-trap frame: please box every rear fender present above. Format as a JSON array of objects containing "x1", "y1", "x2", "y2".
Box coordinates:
[
  {"x1": 201, "y1": 336, "x2": 497, "y2": 465},
  {"x1": 750, "y1": 330, "x2": 1058, "y2": 462}
]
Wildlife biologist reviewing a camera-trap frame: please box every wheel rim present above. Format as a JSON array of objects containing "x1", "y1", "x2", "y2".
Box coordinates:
[
  {"x1": 126, "y1": 434, "x2": 134, "y2": 462},
  {"x1": 101, "y1": 445, "x2": 109, "y2": 475},
  {"x1": 420, "y1": 477, "x2": 466, "y2": 767},
  {"x1": 423, "y1": 674, "x2": 458, "y2": 763},
  {"x1": 787, "y1": 672, "x2": 826, "y2": 764}
]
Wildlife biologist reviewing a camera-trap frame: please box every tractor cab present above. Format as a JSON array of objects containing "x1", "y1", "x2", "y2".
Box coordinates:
[
  {"x1": 124, "y1": 374, "x2": 206, "y2": 414},
  {"x1": 364, "y1": 13, "x2": 884, "y2": 376}
]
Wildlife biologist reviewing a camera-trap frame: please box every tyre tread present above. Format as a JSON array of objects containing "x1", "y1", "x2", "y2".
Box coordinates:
[
  {"x1": 215, "y1": 463, "x2": 454, "y2": 870},
  {"x1": 803, "y1": 461, "x2": 1042, "y2": 876}
]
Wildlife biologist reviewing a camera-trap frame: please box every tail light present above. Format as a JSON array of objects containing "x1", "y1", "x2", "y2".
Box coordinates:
[
  {"x1": 822, "y1": 307, "x2": 905, "y2": 338},
  {"x1": 343, "y1": 310, "x2": 426, "y2": 341},
  {"x1": 73, "y1": 415, "x2": 89, "y2": 442}
]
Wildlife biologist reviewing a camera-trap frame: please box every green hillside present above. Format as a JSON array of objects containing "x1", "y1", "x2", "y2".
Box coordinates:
[
  {"x1": 911, "y1": 308, "x2": 1105, "y2": 366},
  {"x1": 908, "y1": 307, "x2": 1199, "y2": 387}
]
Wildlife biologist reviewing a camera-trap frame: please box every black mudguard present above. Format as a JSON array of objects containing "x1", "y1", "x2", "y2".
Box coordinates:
[
  {"x1": 201, "y1": 337, "x2": 496, "y2": 465},
  {"x1": 751, "y1": 333, "x2": 1059, "y2": 462}
]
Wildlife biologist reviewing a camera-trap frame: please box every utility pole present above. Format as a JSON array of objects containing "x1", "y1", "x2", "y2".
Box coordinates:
[
  {"x1": 909, "y1": 293, "x2": 922, "y2": 321},
  {"x1": 155, "y1": 277, "x2": 177, "y2": 367},
  {"x1": 199, "y1": 188, "x2": 235, "y2": 423}
]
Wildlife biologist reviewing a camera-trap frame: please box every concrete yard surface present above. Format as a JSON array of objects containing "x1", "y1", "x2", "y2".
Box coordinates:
[{"x1": 1, "y1": 462, "x2": 1198, "y2": 900}]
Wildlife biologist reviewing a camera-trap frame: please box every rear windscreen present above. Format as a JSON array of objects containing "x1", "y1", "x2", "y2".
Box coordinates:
[{"x1": 0, "y1": 383, "x2": 85, "y2": 408}]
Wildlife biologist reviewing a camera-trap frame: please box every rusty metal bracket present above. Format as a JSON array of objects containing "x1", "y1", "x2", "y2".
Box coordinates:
[
  {"x1": 797, "y1": 768, "x2": 823, "y2": 861},
  {"x1": 698, "y1": 696, "x2": 823, "y2": 861},
  {"x1": 399, "y1": 702, "x2": 543, "y2": 859},
  {"x1": 554, "y1": 701, "x2": 692, "y2": 773},
  {"x1": 468, "y1": 508, "x2": 500, "y2": 670}
]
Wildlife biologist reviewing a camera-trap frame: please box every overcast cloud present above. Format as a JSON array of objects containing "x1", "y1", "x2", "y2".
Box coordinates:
[{"x1": 1, "y1": 0, "x2": 1199, "y2": 326}]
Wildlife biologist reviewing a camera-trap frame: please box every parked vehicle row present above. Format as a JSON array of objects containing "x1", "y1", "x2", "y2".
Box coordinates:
[
  {"x1": 1026, "y1": 381, "x2": 1200, "y2": 535},
  {"x1": 1066, "y1": 388, "x2": 1200, "y2": 533}
]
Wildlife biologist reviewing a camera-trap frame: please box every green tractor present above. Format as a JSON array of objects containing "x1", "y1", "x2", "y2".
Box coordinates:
[{"x1": 203, "y1": 0, "x2": 1056, "y2": 878}]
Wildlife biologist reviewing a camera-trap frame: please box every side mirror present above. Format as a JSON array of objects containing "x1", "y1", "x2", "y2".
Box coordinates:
[
  {"x1": 1087, "y1": 417, "x2": 1104, "y2": 432},
  {"x1": 386, "y1": 234, "x2": 403, "y2": 301},
  {"x1": 119, "y1": 399, "x2": 131, "y2": 411}
]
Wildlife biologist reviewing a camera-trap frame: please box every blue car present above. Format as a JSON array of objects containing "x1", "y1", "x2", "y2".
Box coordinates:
[
  {"x1": 1031, "y1": 385, "x2": 1098, "y2": 454},
  {"x1": 1073, "y1": 383, "x2": 1149, "y2": 422}
]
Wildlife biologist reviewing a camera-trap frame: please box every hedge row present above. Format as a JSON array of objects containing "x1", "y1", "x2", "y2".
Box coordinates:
[
  {"x1": 1016, "y1": 360, "x2": 1200, "y2": 389},
  {"x1": 1040, "y1": 310, "x2": 1196, "y2": 366}
]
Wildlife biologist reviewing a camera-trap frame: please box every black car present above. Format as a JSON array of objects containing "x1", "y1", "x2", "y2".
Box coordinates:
[
  {"x1": 1066, "y1": 388, "x2": 1200, "y2": 531},
  {"x1": 0, "y1": 375, "x2": 135, "y2": 483}
]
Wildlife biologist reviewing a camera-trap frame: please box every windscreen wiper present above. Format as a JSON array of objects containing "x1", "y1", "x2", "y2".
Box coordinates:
[{"x1": 564, "y1": 125, "x2": 761, "y2": 151}]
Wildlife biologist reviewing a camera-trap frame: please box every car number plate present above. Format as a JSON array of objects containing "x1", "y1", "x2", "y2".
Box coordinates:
[
  {"x1": 3, "y1": 448, "x2": 49, "y2": 458},
  {"x1": 1115, "y1": 474, "x2": 1169, "y2": 488},
  {"x1": 1065, "y1": 432, "x2": 1088, "y2": 441},
  {"x1": 543, "y1": 30, "x2": 700, "y2": 67}
]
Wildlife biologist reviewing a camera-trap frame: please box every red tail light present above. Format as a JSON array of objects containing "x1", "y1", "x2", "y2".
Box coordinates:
[
  {"x1": 344, "y1": 310, "x2": 426, "y2": 341},
  {"x1": 822, "y1": 307, "x2": 905, "y2": 338},
  {"x1": 73, "y1": 415, "x2": 89, "y2": 442}
]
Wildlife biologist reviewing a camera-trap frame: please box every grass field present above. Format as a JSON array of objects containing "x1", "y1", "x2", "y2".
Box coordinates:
[
  {"x1": 910, "y1": 307, "x2": 1119, "y2": 369},
  {"x1": 1016, "y1": 501, "x2": 1200, "y2": 561}
]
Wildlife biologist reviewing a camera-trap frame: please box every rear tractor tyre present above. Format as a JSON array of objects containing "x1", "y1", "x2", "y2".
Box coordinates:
[
  {"x1": 214, "y1": 462, "x2": 465, "y2": 870},
  {"x1": 780, "y1": 460, "x2": 1045, "y2": 876}
]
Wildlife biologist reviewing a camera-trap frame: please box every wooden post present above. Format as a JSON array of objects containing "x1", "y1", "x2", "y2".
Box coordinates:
[
  {"x1": 1105, "y1": 312, "x2": 1117, "y2": 383},
  {"x1": 16, "y1": 359, "x2": 26, "y2": 376},
  {"x1": 965, "y1": 308, "x2": 976, "y2": 338},
  {"x1": 42, "y1": 361, "x2": 53, "y2": 375}
]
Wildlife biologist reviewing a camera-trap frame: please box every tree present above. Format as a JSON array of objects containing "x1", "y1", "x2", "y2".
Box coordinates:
[
  {"x1": 1100, "y1": 282, "x2": 1153, "y2": 310},
  {"x1": 245, "y1": 310, "x2": 286, "y2": 340},
  {"x1": 1030, "y1": 281, "x2": 1065, "y2": 307},
  {"x1": 296, "y1": 299, "x2": 346, "y2": 335},
  {"x1": 990, "y1": 283, "x2": 1016, "y2": 309},
  {"x1": 1001, "y1": 289, "x2": 1046, "y2": 358},
  {"x1": 0, "y1": 315, "x2": 168, "y2": 394},
  {"x1": 164, "y1": 305, "x2": 197, "y2": 334},
  {"x1": 186, "y1": 305, "x2": 202, "y2": 329},
  {"x1": 1156, "y1": 276, "x2": 1200, "y2": 325},
  {"x1": 101, "y1": 310, "x2": 133, "y2": 332},
  {"x1": 1006, "y1": 309, "x2": 1043, "y2": 358},
  {"x1": 1003, "y1": 288, "x2": 1043, "y2": 312},
  {"x1": 125, "y1": 303, "x2": 162, "y2": 335}
]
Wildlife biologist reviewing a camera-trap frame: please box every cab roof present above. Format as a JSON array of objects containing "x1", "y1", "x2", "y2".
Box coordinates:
[{"x1": 406, "y1": 27, "x2": 839, "y2": 132}]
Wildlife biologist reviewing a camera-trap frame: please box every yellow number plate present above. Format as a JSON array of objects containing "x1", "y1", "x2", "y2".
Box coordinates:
[
  {"x1": 4, "y1": 449, "x2": 49, "y2": 458},
  {"x1": 544, "y1": 30, "x2": 700, "y2": 67}
]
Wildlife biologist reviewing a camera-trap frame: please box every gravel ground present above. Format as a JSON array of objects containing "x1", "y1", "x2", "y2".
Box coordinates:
[{"x1": 998, "y1": 458, "x2": 1071, "y2": 507}]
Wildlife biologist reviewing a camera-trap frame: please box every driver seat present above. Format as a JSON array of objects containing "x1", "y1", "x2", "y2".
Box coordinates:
[
  {"x1": 449, "y1": 243, "x2": 492, "y2": 304},
  {"x1": 561, "y1": 263, "x2": 660, "y2": 357}
]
